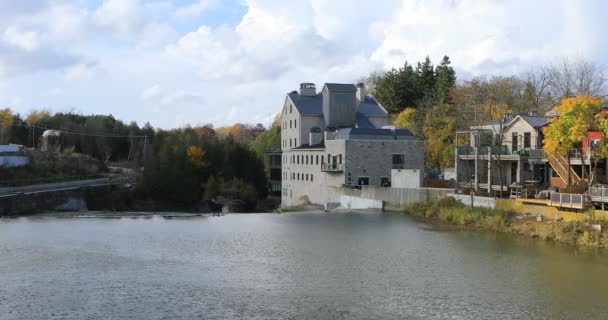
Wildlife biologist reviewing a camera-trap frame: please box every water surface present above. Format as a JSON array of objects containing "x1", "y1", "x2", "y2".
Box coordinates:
[{"x1": 1, "y1": 212, "x2": 607, "y2": 319}]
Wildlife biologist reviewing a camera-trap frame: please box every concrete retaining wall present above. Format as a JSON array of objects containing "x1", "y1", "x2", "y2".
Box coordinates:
[
  {"x1": 339, "y1": 195, "x2": 383, "y2": 210},
  {"x1": 328, "y1": 186, "x2": 452, "y2": 211},
  {"x1": 446, "y1": 193, "x2": 497, "y2": 209}
]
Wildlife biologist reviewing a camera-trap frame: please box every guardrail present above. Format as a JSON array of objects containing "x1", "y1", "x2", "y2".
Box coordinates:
[
  {"x1": 549, "y1": 192, "x2": 585, "y2": 209},
  {"x1": 589, "y1": 187, "x2": 608, "y2": 202}
]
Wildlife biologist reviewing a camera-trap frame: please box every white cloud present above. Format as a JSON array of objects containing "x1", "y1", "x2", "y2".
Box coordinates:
[
  {"x1": 141, "y1": 84, "x2": 162, "y2": 100},
  {"x1": 63, "y1": 62, "x2": 99, "y2": 80},
  {"x1": 173, "y1": 0, "x2": 213, "y2": 21},
  {"x1": 2, "y1": 26, "x2": 40, "y2": 51},
  {"x1": 93, "y1": 0, "x2": 145, "y2": 35},
  {"x1": 2, "y1": 0, "x2": 608, "y2": 128}
]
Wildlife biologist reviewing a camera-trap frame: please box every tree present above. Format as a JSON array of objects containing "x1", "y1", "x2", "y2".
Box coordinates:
[
  {"x1": 0, "y1": 108, "x2": 14, "y2": 144},
  {"x1": 186, "y1": 145, "x2": 208, "y2": 169},
  {"x1": 394, "y1": 107, "x2": 420, "y2": 135},
  {"x1": 423, "y1": 105, "x2": 456, "y2": 170},
  {"x1": 547, "y1": 57, "x2": 607, "y2": 99},
  {"x1": 543, "y1": 96, "x2": 603, "y2": 186},
  {"x1": 434, "y1": 56, "x2": 456, "y2": 104}
]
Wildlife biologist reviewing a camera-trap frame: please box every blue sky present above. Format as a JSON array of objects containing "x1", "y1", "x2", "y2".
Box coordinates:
[{"x1": 1, "y1": 0, "x2": 607, "y2": 129}]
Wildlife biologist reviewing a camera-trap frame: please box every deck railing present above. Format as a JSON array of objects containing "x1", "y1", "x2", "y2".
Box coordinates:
[{"x1": 549, "y1": 192, "x2": 585, "y2": 209}]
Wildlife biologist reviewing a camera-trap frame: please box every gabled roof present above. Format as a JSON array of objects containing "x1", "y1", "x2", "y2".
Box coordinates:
[
  {"x1": 286, "y1": 90, "x2": 387, "y2": 118},
  {"x1": 358, "y1": 96, "x2": 388, "y2": 116},
  {"x1": 287, "y1": 92, "x2": 323, "y2": 115},
  {"x1": 324, "y1": 83, "x2": 356, "y2": 91},
  {"x1": 472, "y1": 115, "x2": 549, "y2": 131},
  {"x1": 518, "y1": 115, "x2": 549, "y2": 128},
  {"x1": 356, "y1": 112, "x2": 376, "y2": 129}
]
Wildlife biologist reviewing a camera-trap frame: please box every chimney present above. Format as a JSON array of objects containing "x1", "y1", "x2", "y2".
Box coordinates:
[
  {"x1": 309, "y1": 127, "x2": 323, "y2": 145},
  {"x1": 300, "y1": 83, "x2": 316, "y2": 96},
  {"x1": 356, "y1": 82, "x2": 366, "y2": 102}
]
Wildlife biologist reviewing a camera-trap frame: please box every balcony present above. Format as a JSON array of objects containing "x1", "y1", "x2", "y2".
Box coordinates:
[{"x1": 321, "y1": 163, "x2": 344, "y2": 172}]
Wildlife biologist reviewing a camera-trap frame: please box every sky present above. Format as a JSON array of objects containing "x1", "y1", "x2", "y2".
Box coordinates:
[{"x1": 1, "y1": 0, "x2": 607, "y2": 129}]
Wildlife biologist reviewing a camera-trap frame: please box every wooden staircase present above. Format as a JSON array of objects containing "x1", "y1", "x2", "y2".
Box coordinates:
[{"x1": 547, "y1": 154, "x2": 582, "y2": 186}]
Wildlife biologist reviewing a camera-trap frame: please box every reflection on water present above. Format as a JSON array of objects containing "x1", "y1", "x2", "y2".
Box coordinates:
[{"x1": 0, "y1": 212, "x2": 607, "y2": 320}]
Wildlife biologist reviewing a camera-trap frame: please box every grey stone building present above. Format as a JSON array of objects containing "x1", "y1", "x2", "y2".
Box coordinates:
[{"x1": 280, "y1": 82, "x2": 424, "y2": 207}]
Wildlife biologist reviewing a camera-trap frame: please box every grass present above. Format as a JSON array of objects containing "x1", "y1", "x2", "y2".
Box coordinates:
[{"x1": 404, "y1": 197, "x2": 608, "y2": 248}]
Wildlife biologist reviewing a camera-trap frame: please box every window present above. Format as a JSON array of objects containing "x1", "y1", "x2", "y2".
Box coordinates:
[
  {"x1": 316, "y1": 155, "x2": 319, "y2": 165},
  {"x1": 305, "y1": 174, "x2": 308, "y2": 181},
  {"x1": 297, "y1": 173, "x2": 300, "y2": 180},
  {"x1": 295, "y1": 138, "x2": 297, "y2": 146},
  {"x1": 290, "y1": 139, "x2": 292, "y2": 147},
  {"x1": 338, "y1": 154, "x2": 342, "y2": 164},
  {"x1": 357, "y1": 177, "x2": 369, "y2": 186},
  {"x1": 306, "y1": 155, "x2": 309, "y2": 165},
  {"x1": 512, "y1": 132, "x2": 518, "y2": 152},
  {"x1": 380, "y1": 177, "x2": 391, "y2": 187},
  {"x1": 292, "y1": 173, "x2": 295, "y2": 180},
  {"x1": 297, "y1": 155, "x2": 300, "y2": 164},
  {"x1": 392, "y1": 154, "x2": 405, "y2": 169},
  {"x1": 290, "y1": 105, "x2": 292, "y2": 113},
  {"x1": 289, "y1": 120, "x2": 292, "y2": 128},
  {"x1": 294, "y1": 119, "x2": 297, "y2": 128},
  {"x1": 311, "y1": 174, "x2": 313, "y2": 182},
  {"x1": 524, "y1": 132, "x2": 531, "y2": 149}
]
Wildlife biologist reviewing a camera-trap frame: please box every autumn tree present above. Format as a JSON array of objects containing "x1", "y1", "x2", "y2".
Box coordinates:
[
  {"x1": 0, "y1": 108, "x2": 14, "y2": 144},
  {"x1": 543, "y1": 96, "x2": 603, "y2": 186},
  {"x1": 394, "y1": 107, "x2": 421, "y2": 135}
]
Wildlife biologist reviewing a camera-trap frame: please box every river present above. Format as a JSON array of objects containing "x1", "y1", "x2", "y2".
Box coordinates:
[{"x1": 1, "y1": 212, "x2": 607, "y2": 320}]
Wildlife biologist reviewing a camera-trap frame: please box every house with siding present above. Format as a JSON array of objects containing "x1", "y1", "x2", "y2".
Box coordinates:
[{"x1": 280, "y1": 82, "x2": 424, "y2": 207}]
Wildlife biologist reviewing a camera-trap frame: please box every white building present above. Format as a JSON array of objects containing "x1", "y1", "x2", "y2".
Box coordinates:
[{"x1": 280, "y1": 83, "x2": 425, "y2": 207}]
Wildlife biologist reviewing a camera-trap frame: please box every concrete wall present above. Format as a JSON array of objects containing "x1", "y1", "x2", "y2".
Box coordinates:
[
  {"x1": 391, "y1": 169, "x2": 423, "y2": 188},
  {"x1": 328, "y1": 186, "x2": 452, "y2": 211},
  {"x1": 338, "y1": 195, "x2": 383, "y2": 210},
  {"x1": 0, "y1": 156, "x2": 29, "y2": 168},
  {"x1": 446, "y1": 193, "x2": 497, "y2": 208}
]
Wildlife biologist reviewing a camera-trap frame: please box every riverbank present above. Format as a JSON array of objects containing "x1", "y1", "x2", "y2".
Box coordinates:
[{"x1": 404, "y1": 197, "x2": 608, "y2": 248}]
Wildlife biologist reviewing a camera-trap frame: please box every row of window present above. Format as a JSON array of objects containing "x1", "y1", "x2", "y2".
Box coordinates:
[
  {"x1": 283, "y1": 153, "x2": 342, "y2": 165},
  {"x1": 512, "y1": 132, "x2": 532, "y2": 151},
  {"x1": 282, "y1": 119, "x2": 297, "y2": 130},
  {"x1": 283, "y1": 172, "x2": 314, "y2": 182}
]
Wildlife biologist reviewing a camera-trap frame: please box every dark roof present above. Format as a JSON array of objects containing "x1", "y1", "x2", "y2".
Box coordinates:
[
  {"x1": 287, "y1": 91, "x2": 386, "y2": 117},
  {"x1": 324, "y1": 83, "x2": 356, "y2": 91},
  {"x1": 357, "y1": 96, "x2": 387, "y2": 116},
  {"x1": 356, "y1": 112, "x2": 376, "y2": 129},
  {"x1": 519, "y1": 115, "x2": 549, "y2": 128},
  {"x1": 287, "y1": 92, "x2": 323, "y2": 115}
]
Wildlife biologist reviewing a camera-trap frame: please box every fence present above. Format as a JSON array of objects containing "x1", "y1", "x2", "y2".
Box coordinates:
[{"x1": 549, "y1": 192, "x2": 584, "y2": 209}]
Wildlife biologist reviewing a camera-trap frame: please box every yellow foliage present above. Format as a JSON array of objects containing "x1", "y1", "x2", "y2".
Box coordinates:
[
  {"x1": 186, "y1": 145, "x2": 208, "y2": 169},
  {"x1": 423, "y1": 106, "x2": 455, "y2": 169},
  {"x1": 542, "y1": 96, "x2": 603, "y2": 157},
  {"x1": 26, "y1": 110, "x2": 51, "y2": 126},
  {"x1": 394, "y1": 107, "x2": 418, "y2": 134}
]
